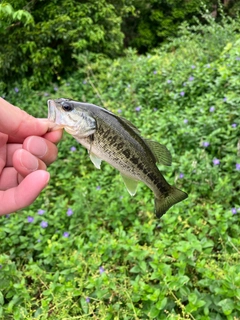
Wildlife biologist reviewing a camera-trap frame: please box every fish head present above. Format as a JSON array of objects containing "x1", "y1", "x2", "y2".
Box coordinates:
[{"x1": 48, "y1": 98, "x2": 96, "y2": 137}]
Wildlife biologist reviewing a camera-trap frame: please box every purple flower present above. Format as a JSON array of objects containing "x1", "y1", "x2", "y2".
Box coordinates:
[
  {"x1": 231, "y1": 208, "x2": 237, "y2": 214},
  {"x1": 37, "y1": 239, "x2": 41, "y2": 242},
  {"x1": 27, "y1": 216, "x2": 34, "y2": 223},
  {"x1": 83, "y1": 80, "x2": 87, "y2": 84},
  {"x1": 67, "y1": 208, "x2": 73, "y2": 216},
  {"x1": 70, "y1": 146, "x2": 76, "y2": 152},
  {"x1": 63, "y1": 232, "x2": 70, "y2": 238},
  {"x1": 213, "y1": 158, "x2": 220, "y2": 166},
  {"x1": 44, "y1": 92, "x2": 49, "y2": 97},
  {"x1": 180, "y1": 91, "x2": 185, "y2": 97},
  {"x1": 40, "y1": 221, "x2": 48, "y2": 228},
  {"x1": 223, "y1": 97, "x2": 227, "y2": 102},
  {"x1": 206, "y1": 64, "x2": 211, "y2": 68},
  {"x1": 14, "y1": 87, "x2": 19, "y2": 93},
  {"x1": 99, "y1": 266, "x2": 105, "y2": 274},
  {"x1": 188, "y1": 76, "x2": 194, "y2": 81},
  {"x1": 232, "y1": 123, "x2": 237, "y2": 128},
  {"x1": 153, "y1": 70, "x2": 157, "y2": 74},
  {"x1": 191, "y1": 65, "x2": 196, "y2": 69},
  {"x1": 167, "y1": 80, "x2": 172, "y2": 84},
  {"x1": 54, "y1": 86, "x2": 58, "y2": 91},
  {"x1": 202, "y1": 141, "x2": 210, "y2": 147},
  {"x1": 209, "y1": 106, "x2": 215, "y2": 112},
  {"x1": 179, "y1": 173, "x2": 184, "y2": 179},
  {"x1": 183, "y1": 119, "x2": 188, "y2": 124},
  {"x1": 135, "y1": 106, "x2": 141, "y2": 112},
  {"x1": 38, "y1": 209, "x2": 45, "y2": 215},
  {"x1": 96, "y1": 186, "x2": 101, "y2": 190},
  {"x1": 117, "y1": 109, "x2": 122, "y2": 113},
  {"x1": 236, "y1": 57, "x2": 240, "y2": 61},
  {"x1": 86, "y1": 297, "x2": 90, "y2": 303},
  {"x1": 236, "y1": 163, "x2": 240, "y2": 171}
]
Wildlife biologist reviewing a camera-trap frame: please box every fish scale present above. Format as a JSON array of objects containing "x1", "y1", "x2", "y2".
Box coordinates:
[
  {"x1": 87, "y1": 116, "x2": 170, "y2": 196},
  {"x1": 90, "y1": 121, "x2": 160, "y2": 182},
  {"x1": 48, "y1": 98, "x2": 188, "y2": 218}
]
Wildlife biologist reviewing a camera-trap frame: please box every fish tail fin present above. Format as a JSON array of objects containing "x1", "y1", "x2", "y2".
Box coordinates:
[{"x1": 154, "y1": 186, "x2": 188, "y2": 218}]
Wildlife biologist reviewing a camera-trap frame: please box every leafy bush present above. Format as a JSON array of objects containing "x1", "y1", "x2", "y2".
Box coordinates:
[
  {"x1": 0, "y1": 16, "x2": 240, "y2": 319},
  {"x1": 1, "y1": 0, "x2": 238, "y2": 89},
  {"x1": 0, "y1": 0, "x2": 131, "y2": 88},
  {"x1": 121, "y1": 0, "x2": 238, "y2": 52}
]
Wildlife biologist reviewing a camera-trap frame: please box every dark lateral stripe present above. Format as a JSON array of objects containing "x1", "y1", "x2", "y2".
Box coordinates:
[
  {"x1": 117, "y1": 142, "x2": 124, "y2": 150},
  {"x1": 157, "y1": 182, "x2": 169, "y2": 195},
  {"x1": 123, "y1": 149, "x2": 130, "y2": 158},
  {"x1": 130, "y1": 156, "x2": 138, "y2": 164},
  {"x1": 109, "y1": 135, "x2": 118, "y2": 145},
  {"x1": 103, "y1": 129, "x2": 111, "y2": 139},
  {"x1": 98, "y1": 125, "x2": 104, "y2": 135}
]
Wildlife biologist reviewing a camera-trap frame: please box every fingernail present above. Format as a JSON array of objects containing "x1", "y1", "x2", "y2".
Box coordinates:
[
  {"x1": 40, "y1": 170, "x2": 50, "y2": 187},
  {"x1": 26, "y1": 137, "x2": 48, "y2": 158},
  {"x1": 19, "y1": 150, "x2": 39, "y2": 171}
]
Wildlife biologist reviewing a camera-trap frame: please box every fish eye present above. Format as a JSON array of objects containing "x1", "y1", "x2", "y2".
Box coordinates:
[{"x1": 61, "y1": 102, "x2": 74, "y2": 112}]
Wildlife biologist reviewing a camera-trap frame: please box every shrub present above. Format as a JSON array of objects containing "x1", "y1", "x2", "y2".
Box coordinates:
[{"x1": 0, "y1": 0, "x2": 129, "y2": 88}]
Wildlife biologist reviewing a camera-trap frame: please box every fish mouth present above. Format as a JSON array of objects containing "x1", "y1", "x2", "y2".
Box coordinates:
[
  {"x1": 47, "y1": 99, "x2": 65, "y2": 131},
  {"x1": 47, "y1": 100, "x2": 56, "y2": 122}
]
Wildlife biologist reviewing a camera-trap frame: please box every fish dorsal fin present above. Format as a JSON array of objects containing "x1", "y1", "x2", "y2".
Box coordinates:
[
  {"x1": 100, "y1": 108, "x2": 140, "y2": 134},
  {"x1": 120, "y1": 173, "x2": 138, "y2": 196},
  {"x1": 90, "y1": 153, "x2": 102, "y2": 169},
  {"x1": 118, "y1": 115, "x2": 171, "y2": 166},
  {"x1": 118, "y1": 116, "x2": 141, "y2": 135},
  {"x1": 145, "y1": 140, "x2": 172, "y2": 166}
]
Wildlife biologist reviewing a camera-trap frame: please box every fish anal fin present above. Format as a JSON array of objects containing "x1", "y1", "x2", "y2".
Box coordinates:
[
  {"x1": 121, "y1": 173, "x2": 138, "y2": 196},
  {"x1": 145, "y1": 140, "x2": 172, "y2": 166},
  {"x1": 154, "y1": 186, "x2": 188, "y2": 218},
  {"x1": 90, "y1": 153, "x2": 102, "y2": 169}
]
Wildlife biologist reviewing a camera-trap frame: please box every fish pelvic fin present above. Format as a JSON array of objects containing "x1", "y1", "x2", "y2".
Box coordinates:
[
  {"x1": 121, "y1": 173, "x2": 138, "y2": 196},
  {"x1": 89, "y1": 153, "x2": 102, "y2": 169},
  {"x1": 154, "y1": 186, "x2": 188, "y2": 218}
]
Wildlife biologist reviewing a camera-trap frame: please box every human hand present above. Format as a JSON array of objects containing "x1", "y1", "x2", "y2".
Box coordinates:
[{"x1": 0, "y1": 98, "x2": 63, "y2": 215}]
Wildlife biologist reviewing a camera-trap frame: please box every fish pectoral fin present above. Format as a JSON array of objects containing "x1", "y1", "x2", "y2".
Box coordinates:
[
  {"x1": 120, "y1": 173, "x2": 138, "y2": 196},
  {"x1": 145, "y1": 140, "x2": 172, "y2": 166},
  {"x1": 89, "y1": 153, "x2": 102, "y2": 169}
]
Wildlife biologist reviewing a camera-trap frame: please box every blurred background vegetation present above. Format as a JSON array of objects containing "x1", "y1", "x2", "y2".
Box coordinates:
[{"x1": 1, "y1": 0, "x2": 240, "y2": 89}]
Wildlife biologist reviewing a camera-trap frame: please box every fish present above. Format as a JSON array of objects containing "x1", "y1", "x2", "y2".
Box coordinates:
[{"x1": 47, "y1": 98, "x2": 188, "y2": 217}]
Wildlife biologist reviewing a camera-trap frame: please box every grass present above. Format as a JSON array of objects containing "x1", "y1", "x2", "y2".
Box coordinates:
[{"x1": 0, "y1": 16, "x2": 240, "y2": 320}]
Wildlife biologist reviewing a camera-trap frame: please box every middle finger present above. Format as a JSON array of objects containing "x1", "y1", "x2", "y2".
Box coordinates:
[{"x1": 23, "y1": 136, "x2": 58, "y2": 165}]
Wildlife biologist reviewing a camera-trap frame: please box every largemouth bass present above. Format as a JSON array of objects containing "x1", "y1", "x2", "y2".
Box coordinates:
[{"x1": 48, "y1": 98, "x2": 187, "y2": 217}]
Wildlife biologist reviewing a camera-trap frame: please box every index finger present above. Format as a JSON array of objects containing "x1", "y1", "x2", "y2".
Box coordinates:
[{"x1": 0, "y1": 98, "x2": 50, "y2": 143}]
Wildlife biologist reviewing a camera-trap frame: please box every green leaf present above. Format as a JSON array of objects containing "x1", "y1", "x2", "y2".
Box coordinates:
[
  {"x1": 218, "y1": 299, "x2": 234, "y2": 315},
  {"x1": 0, "y1": 292, "x2": 4, "y2": 305}
]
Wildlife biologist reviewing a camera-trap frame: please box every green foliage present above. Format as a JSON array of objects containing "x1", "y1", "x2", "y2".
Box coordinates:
[
  {"x1": 0, "y1": 0, "x2": 130, "y2": 88},
  {"x1": 1, "y1": 16, "x2": 240, "y2": 319},
  {"x1": 1, "y1": 0, "x2": 238, "y2": 89},
  {"x1": 0, "y1": 2, "x2": 33, "y2": 31},
  {"x1": 121, "y1": 0, "x2": 235, "y2": 52}
]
